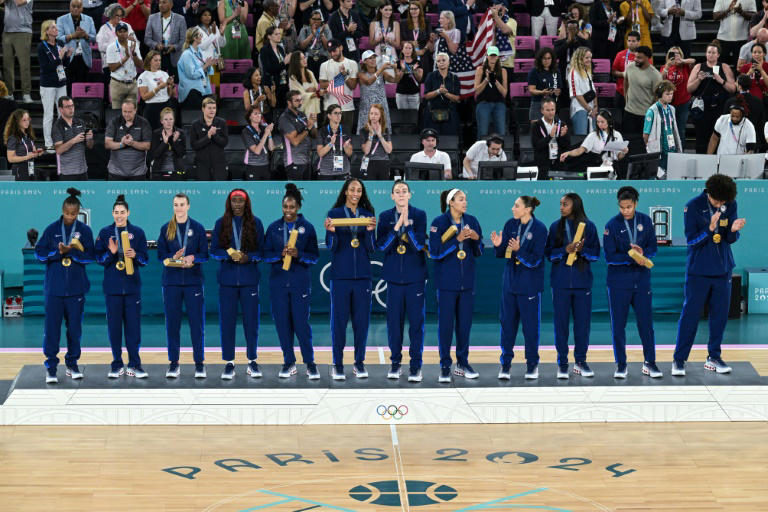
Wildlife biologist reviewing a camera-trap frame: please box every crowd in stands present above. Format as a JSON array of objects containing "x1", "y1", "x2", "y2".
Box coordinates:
[{"x1": 2, "y1": 0, "x2": 768, "y2": 180}]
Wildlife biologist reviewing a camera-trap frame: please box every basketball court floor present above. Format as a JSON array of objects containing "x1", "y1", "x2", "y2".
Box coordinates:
[{"x1": 1, "y1": 315, "x2": 767, "y2": 511}]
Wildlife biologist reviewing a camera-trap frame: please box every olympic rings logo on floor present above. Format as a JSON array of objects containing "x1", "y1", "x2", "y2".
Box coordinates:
[{"x1": 376, "y1": 405, "x2": 409, "y2": 420}]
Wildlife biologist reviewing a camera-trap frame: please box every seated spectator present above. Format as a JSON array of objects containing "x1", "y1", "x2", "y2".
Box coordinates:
[
  {"x1": 422, "y1": 53, "x2": 460, "y2": 135},
  {"x1": 554, "y1": 18, "x2": 591, "y2": 80},
  {"x1": 474, "y1": 46, "x2": 508, "y2": 138},
  {"x1": 190, "y1": 96, "x2": 229, "y2": 179},
  {"x1": 138, "y1": 51, "x2": 176, "y2": 131},
  {"x1": 490, "y1": 0, "x2": 516, "y2": 73},
  {"x1": 395, "y1": 41, "x2": 424, "y2": 110},
  {"x1": 38, "y1": 20, "x2": 73, "y2": 152},
  {"x1": 243, "y1": 67, "x2": 277, "y2": 122},
  {"x1": 197, "y1": 8, "x2": 226, "y2": 89},
  {"x1": 360, "y1": 103, "x2": 393, "y2": 180},
  {"x1": 357, "y1": 50, "x2": 397, "y2": 134},
  {"x1": 3, "y1": 0, "x2": 34, "y2": 103},
  {"x1": 737, "y1": 27, "x2": 768, "y2": 69},
  {"x1": 259, "y1": 26, "x2": 290, "y2": 107},
  {"x1": 400, "y1": 1, "x2": 436, "y2": 71},
  {"x1": 725, "y1": 74, "x2": 765, "y2": 151},
  {"x1": 316, "y1": 104, "x2": 354, "y2": 180},
  {"x1": 462, "y1": 134, "x2": 507, "y2": 180},
  {"x1": 528, "y1": 47, "x2": 562, "y2": 121},
  {"x1": 328, "y1": 0, "x2": 364, "y2": 61},
  {"x1": 660, "y1": 45, "x2": 695, "y2": 141},
  {"x1": 144, "y1": 0, "x2": 187, "y2": 79},
  {"x1": 217, "y1": 0, "x2": 249, "y2": 59},
  {"x1": 620, "y1": 0, "x2": 654, "y2": 49},
  {"x1": 560, "y1": 110, "x2": 629, "y2": 173},
  {"x1": 5, "y1": 109, "x2": 44, "y2": 181},
  {"x1": 738, "y1": 42, "x2": 768, "y2": 98},
  {"x1": 369, "y1": 3, "x2": 400, "y2": 78},
  {"x1": 177, "y1": 27, "x2": 215, "y2": 109},
  {"x1": 241, "y1": 104, "x2": 276, "y2": 180},
  {"x1": 148, "y1": 106, "x2": 186, "y2": 180},
  {"x1": 106, "y1": 23, "x2": 143, "y2": 110},
  {"x1": 52, "y1": 96, "x2": 93, "y2": 180},
  {"x1": 118, "y1": 0, "x2": 150, "y2": 51},
  {"x1": 643, "y1": 80, "x2": 681, "y2": 175},
  {"x1": 288, "y1": 51, "x2": 323, "y2": 116},
  {"x1": 298, "y1": 10, "x2": 333, "y2": 78},
  {"x1": 278, "y1": 90, "x2": 318, "y2": 180},
  {"x1": 660, "y1": 0, "x2": 701, "y2": 59},
  {"x1": 708, "y1": 100, "x2": 757, "y2": 155},
  {"x1": 558, "y1": 3, "x2": 592, "y2": 40},
  {"x1": 104, "y1": 98, "x2": 152, "y2": 180},
  {"x1": 57, "y1": 0, "x2": 98, "y2": 95},
  {"x1": 299, "y1": 0, "x2": 334, "y2": 25},
  {"x1": 531, "y1": 96, "x2": 570, "y2": 180},
  {"x1": 319, "y1": 39, "x2": 359, "y2": 133},
  {"x1": 410, "y1": 128, "x2": 452, "y2": 179},
  {"x1": 530, "y1": 0, "x2": 563, "y2": 39},
  {"x1": 567, "y1": 46, "x2": 597, "y2": 136}
]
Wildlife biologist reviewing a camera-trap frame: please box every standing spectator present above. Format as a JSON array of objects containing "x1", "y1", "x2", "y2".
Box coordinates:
[
  {"x1": 189, "y1": 96, "x2": 229, "y2": 180},
  {"x1": 104, "y1": 99, "x2": 152, "y2": 180},
  {"x1": 106, "y1": 23, "x2": 143, "y2": 110},
  {"x1": 197, "y1": 8, "x2": 226, "y2": 89},
  {"x1": 97, "y1": 4, "x2": 135, "y2": 57},
  {"x1": 713, "y1": 0, "x2": 756, "y2": 66},
  {"x1": 567, "y1": 46, "x2": 597, "y2": 136},
  {"x1": 241, "y1": 104, "x2": 275, "y2": 180},
  {"x1": 359, "y1": 0, "x2": 385, "y2": 23},
  {"x1": 591, "y1": 0, "x2": 623, "y2": 60},
  {"x1": 2, "y1": 0, "x2": 34, "y2": 103},
  {"x1": 708, "y1": 100, "x2": 757, "y2": 155},
  {"x1": 259, "y1": 26, "x2": 290, "y2": 107},
  {"x1": 82, "y1": 0, "x2": 105, "y2": 32},
  {"x1": 528, "y1": 47, "x2": 562, "y2": 121},
  {"x1": 0, "y1": 81, "x2": 19, "y2": 156},
  {"x1": 409, "y1": 128, "x2": 452, "y2": 179},
  {"x1": 438, "y1": 0, "x2": 473, "y2": 36},
  {"x1": 686, "y1": 41, "x2": 736, "y2": 154},
  {"x1": 298, "y1": 10, "x2": 332, "y2": 78},
  {"x1": 148, "y1": 107, "x2": 186, "y2": 179},
  {"x1": 749, "y1": 0, "x2": 768, "y2": 38},
  {"x1": 727, "y1": 74, "x2": 765, "y2": 150},
  {"x1": 138, "y1": 51, "x2": 176, "y2": 130},
  {"x1": 529, "y1": 0, "x2": 563, "y2": 39},
  {"x1": 357, "y1": 49, "x2": 397, "y2": 134},
  {"x1": 643, "y1": 80, "x2": 681, "y2": 174},
  {"x1": 57, "y1": 0, "x2": 98, "y2": 96},
  {"x1": 611, "y1": 30, "x2": 641, "y2": 110},
  {"x1": 144, "y1": 0, "x2": 187, "y2": 79},
  {"x1": 119, "y1": 0, "x2": 151, "y2": 52},
  {"x1": 319, "y1": 39, "x2": 359, "y2": 133},
  {"x1": 328, "y1": 0, "x2": 364, "y2": 61},
  {"x1": 531, "y1": 96, "x2": 570, "y2": 180},
  {"x1": 288, "y1": 51, "x2": 323, "y2": 116},
  {"x1": 737, "y1": 27, "x2": 768, "y2": 69},
  {"x1": 278, "y1": 90, "x2": 318, "y2": 179},
  {"x1": 558, "y1": 3, "x2": 593, "y2": 40},
  {"x1": 299, "y1": 0, "x2": 334, "y2": 24},
  {"x1": 491, "y1": 0, "x2": 516, "y2": 73},
  {"x1": 738, "y1": 42, "x2": 768, "y2": 98},
  {"x1": 369, "y1": 3, "x2": 400, "y2": 76},
  {"x1": 316, "y1": 104, "x2": 354, "y2": 179},
  {"x1": 474, "y1": 46, "x2": 508, "y2": 138},
  {"x1": 423, "y1": 52, "x2": 461, "y2": 135},
  {"x1": 400, "y1": 1, "x2": 436, "y2": 72},
  {"x1": 177, "y1": 27, "x2": 215, "y2": 109},
  {"x1": 360, "y1": 103, "x2": 393, "y2": 179},
  {"x1": 5, "y1": 109, "x2": 44, "y2": 180},
  {"x1": 38, "y1": 20, "x2": 73, "y2": 152},
  {"x1": 554, "y1": 18, "x2": 591, "y2": 83},
  {"x1": 255, "y1": 0, "x2": 278, "y2": 51},
  {"x1": 619, "y1": 0, "x2": 654, "y2": 49},
  {"x1": 659, "y1": 0, "x2": 701, "y2": 57},
  {"x1": 395, "y1": 41, "x2": 424, "y2": 110},
  {"x1": 623, "y1": 45, "x2": 661, "y2": 136},
  {"x1": 243, "y1": 67, "x2": 277, "y2": 121},
  {"x1": 462, "y1": 134, "x2": 507, "y2": 180},
  {"x1": 218, "y1": 0, "x2": 249, "y2": 59},
  {"x1": 52, "y1": 96, "x2": 94, "y2": 180},
  {"x1": 660, "y1": 45, "x2": 694, "y2": 142}
]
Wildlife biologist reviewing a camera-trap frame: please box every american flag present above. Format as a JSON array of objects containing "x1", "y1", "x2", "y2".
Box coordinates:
[
  {"x1": 452, "y1": 10, "x2": 495, "y2": 99},
  {"x1": 329, "y1": 72, "x2": 353, "y2": 106}
]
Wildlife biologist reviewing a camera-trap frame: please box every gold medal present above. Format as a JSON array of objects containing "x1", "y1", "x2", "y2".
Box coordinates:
[
  {"x1": 62, "y1": 257, "x2": 72, "y2": 267},
  {"x1": 351, "y1": 238, "x2": 360, "y2": 248},
  {"x1": 116, "y1": 261, "x2": 126, "y2": 271},
  {"x1": 397, "y1": 244, "x2": 406, "y2": 255},
  {"x1": 457, "y1": 250, "x2": 466, "y2": 260},
  {"x1": 713, "y1": 233, "x2": 722, "y2": 244}
]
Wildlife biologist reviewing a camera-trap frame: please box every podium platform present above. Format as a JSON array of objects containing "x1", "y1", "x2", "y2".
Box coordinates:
[{"x1": 1, "y1": 363, "x2": 767, "y2": 425}]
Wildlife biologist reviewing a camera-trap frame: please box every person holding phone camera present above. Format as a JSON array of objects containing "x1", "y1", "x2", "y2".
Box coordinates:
[
  {"x1": 527, "y1": 47, "x2": 562, "y2": 120},
  {"x1": 660, "y1": 45, "x2": 695, "y2": 140},
  {"x1": 738, "y1": 41, "x2": 768, "y2": 96}
]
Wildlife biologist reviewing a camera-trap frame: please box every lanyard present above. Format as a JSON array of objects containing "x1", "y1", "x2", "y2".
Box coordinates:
[
  {"x1": 366, "y1": 134, "x2": 380, "y2": 156},
  {"x1": 345, "y1": 206, "x2": 360, "y2": 237},
  {"x1": 311, "y1": 26, "x2": 322, "y2": 48},
  {"x1": 43, "y1": 41, "x2": 60, "y2": 63},
  {"x1": 340, "y1": 13, "x2": 349, "y2": 32},
  {"x1": 328, "y1": 124, "x2": 342, "y2": 154},
  {"x1": 403, "y1": 58, "x2": 419, "y2": 86},
  {"x1": 162, "y1": 15, "x2": 171, "y2": 37},
  {"x1": 283, "y1": 221, "x2": 295, "y2": 246},
  {"x1": 22, "y1": 136, "x2": 35, "y2": 155},
  {"x1": 516, "y1": 219, "x2": 534, "y2": 248},
  {"x1": 624, "y1": 50, "x2": 630, "y2": 68},
  {"x1": 623, "y1": 216, "x2": 637, "y2": 246},
  {"x1": 232, "y1": 216, "x2": 242, "y2": 251},
  {"x1": 294, "y1": 110, "x2": 308, "y2": 129},
  {"x1": 176, "y1": 221, "x2": 189, "y2": 252},
  {"x1": 193, "y1": 47, "x2": 204, "y2": 64},
  {"x1": 413, "y1": 29, "x2": 419, "y2": 43},
  {"x1": 247, "y1": 124, "x2": 262, "y2": 144},
  {"x1": 659, "y1": 103, "x2": 673, "y2": 132},
  {"x1": 540, "y1": 118, "x2": 560, "y2": 138},
  {"x1": 729, "y1": 121, "x2": 743, "y2": 146},
  {"x1": 61, "y1": 220, "x2": 74, "y2": 246}
]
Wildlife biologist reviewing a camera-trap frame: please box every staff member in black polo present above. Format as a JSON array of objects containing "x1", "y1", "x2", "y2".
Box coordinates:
[
  {"x1": 190, "y1": 96, "x2": 229, "y2": 180},
  {"x1": 278, "y1": 89, "x2": 318, "y2": 180},
  {"x1": 103, "y1": 98, "x2": 152, "y2": 180}
]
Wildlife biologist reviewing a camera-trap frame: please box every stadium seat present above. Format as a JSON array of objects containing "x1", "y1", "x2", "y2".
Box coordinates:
[
  {"x1": 515, "y1": 36, "x2": 535, "y2": 57},
  {"x1": 539, "y1": 36, "x2": 557, "y2": 49},
  {"x1": 358, "y1": 37, "x2": 369, "y2": 51},
  {"x1": 509, "y1": 82, "x2": 530, "y2": 97}
]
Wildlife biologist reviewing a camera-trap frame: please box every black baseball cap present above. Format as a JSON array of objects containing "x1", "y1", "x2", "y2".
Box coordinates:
[
  {"x1": 327, "y1": 39, "x2": 343, "y2": 51},
  {"x1": 420, "y1": 128, "x2": 439, "y2": 140}
]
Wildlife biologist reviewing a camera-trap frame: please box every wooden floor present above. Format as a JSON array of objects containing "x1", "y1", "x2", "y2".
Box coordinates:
[{"x1": 1, "y1": 348, "x2": 767, "y2": 511}]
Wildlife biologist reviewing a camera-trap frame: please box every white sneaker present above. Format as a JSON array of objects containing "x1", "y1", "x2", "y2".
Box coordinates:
[
  {"x1": 45, "y1": 369, "x2": 58, "y2": 384},
  {"x1": 331, "y1": 365, "x2": 346, "y2": 381},
  {"x1": 573, "y1": 361, "x2": 594, "y2": 377},
  {"x1": 498, "y1": 364, "x2": 511, "y2": 380},
  {"x1": 387, "y1": 363, "x2": 402, "y2": 379},
  {"x1": 671, "y1": 361, "x2": 686, "y2": 376},
  {"x1": 408, "y1": 367, "x2": 422, "y2": 382},
  {"x1": 194, "y1": 364, "x2": 206, "y2": 379},
  {"x1": 107, "y1": 367, "x2": 125, "y2": 379},
  {"x1": 126, "y1": 366, "x2": 148, "y2": 378},
  {"x1": 278, "y1": 364, "x2": 297, "y2": 378},
  {"x1": 66, "y1": 366, "x2": 83, "y2": 380},
  {"x1": 642, "y1": 361, "x2": 663, "y2": 378},
  {"x1": 524, "y1": 364, "x2": 539, "y2": 380},
  {"x1": 705, "y1": 356, "x2": 732, "y2": 374},
  {"x1": 22, "y1": 94, "x2": 33, "y2": 103},
  {"x1": 614, "y1": 364, "x2": 628, "y2": 379},
  {"x1": 556, "y1": 365, "x2": 569, "y2": 379},
  {"x1": 166, "y1": 362, "x2": 180, "y2": 378}
]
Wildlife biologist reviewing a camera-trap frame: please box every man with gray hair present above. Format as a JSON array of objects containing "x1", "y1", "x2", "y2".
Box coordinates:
[
  {"x1": 2, "y1": 0, "x2": 34, "y2": 103},
  {"x1": 104, "y1": 99, "x2": 152, "y2": 180}
]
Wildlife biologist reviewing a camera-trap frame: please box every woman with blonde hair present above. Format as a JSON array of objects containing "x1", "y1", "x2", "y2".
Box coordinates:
[
  {"x1": 566, "y1": 46, "x2": 596, "y2": 135},
  {"x1": 38, "y1": 20, "x2": 73, "y2": 151},
  {"x1": 149, "y1": 107, "x2": 185, "y2": 180},
  {"x1": 177, "y1": 27, "x2": 215, "y2": 109},
  {"x1": 5, "y1": 109, "x2": 43, "y2": 180},
  {"x1": 138, "y1": 50, "x2": 175, "y2": 130},
  {"x1": 287, "y1": 51, "x2": 322, "y2": 115}
]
